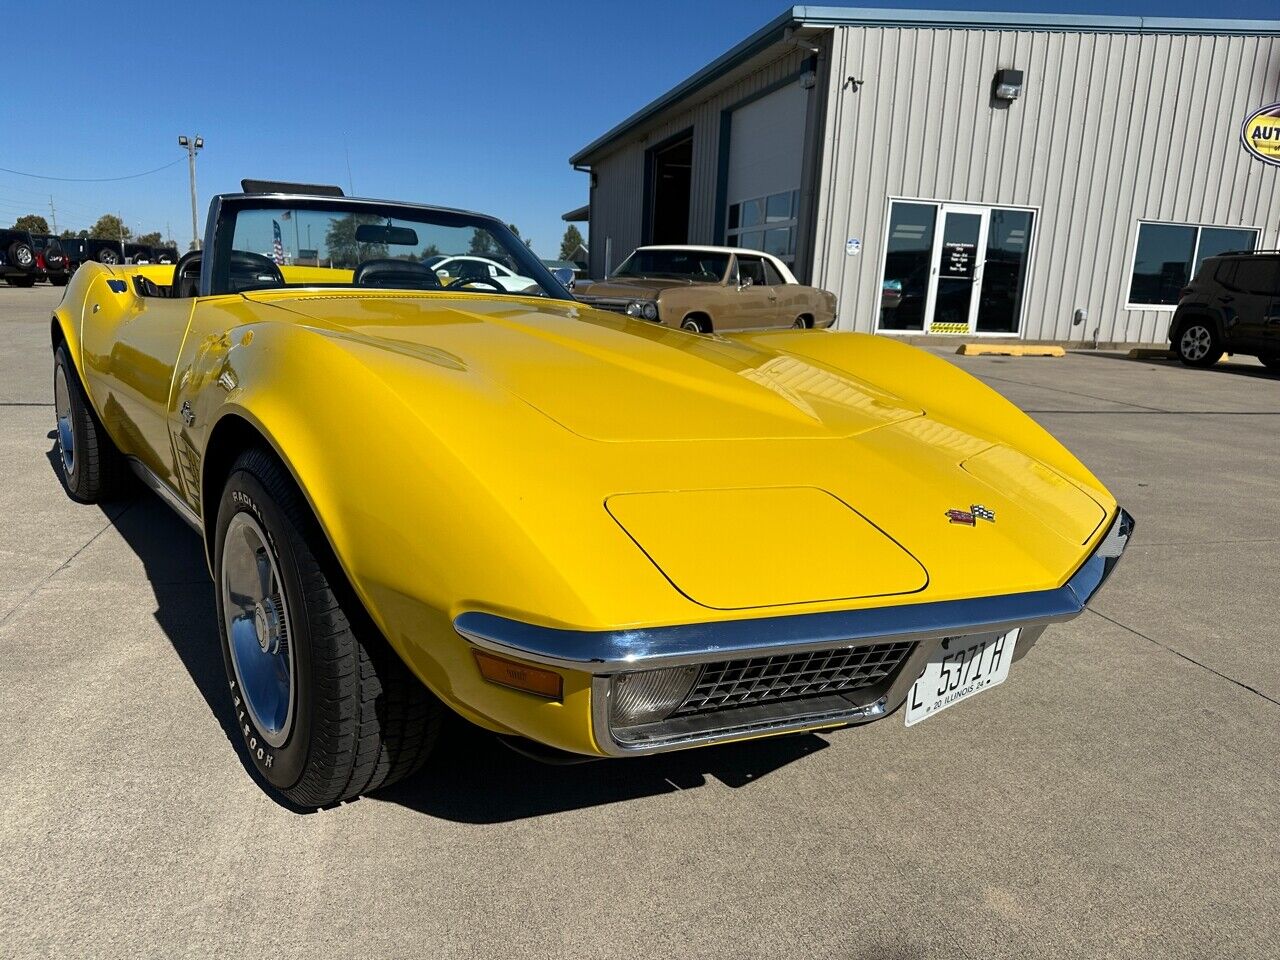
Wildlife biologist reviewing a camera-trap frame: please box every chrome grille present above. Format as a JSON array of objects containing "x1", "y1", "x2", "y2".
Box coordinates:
[
  {"x1": 672, "y1": 641, "x2": 914, "y2": 717},
  {"x1": 578, "y1": 297, "x2": 629, "y2": 314}
]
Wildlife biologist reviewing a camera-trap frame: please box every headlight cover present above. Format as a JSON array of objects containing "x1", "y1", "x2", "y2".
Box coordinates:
[{"x1": 625, "y1": 300, "x2": 660, "y2": 321}]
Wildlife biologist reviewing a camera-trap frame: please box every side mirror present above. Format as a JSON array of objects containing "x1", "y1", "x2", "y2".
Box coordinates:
[{"x1": 552, "y1": 266, "x2": 575, "y2": 291}]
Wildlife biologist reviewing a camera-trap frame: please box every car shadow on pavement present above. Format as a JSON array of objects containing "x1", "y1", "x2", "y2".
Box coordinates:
[
  {"x1": 46, "y1": 442, "x2": 831, "y2": 820},
  {"x1": 1073, "y1": 350, "x2": 1280, "y2": 381},
  {"x1": 376, "y1": 719, "x2": 830, "y2": 823}
]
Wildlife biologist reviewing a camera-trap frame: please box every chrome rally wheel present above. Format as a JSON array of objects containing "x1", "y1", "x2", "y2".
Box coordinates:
[
  {"x1": 214, "y1": 448, "x2": 442, "y2": 807},
  {"x1": 221, "y1": 511, "x2": 296, "y2": 748},
  {"x1": 54, "y1": 363, "x2": 75, "y2": 474}
]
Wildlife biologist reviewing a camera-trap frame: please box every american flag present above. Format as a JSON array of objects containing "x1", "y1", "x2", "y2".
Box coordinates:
[{"x1": 271, "y1": 219, "x2": 285, "y2": 264}]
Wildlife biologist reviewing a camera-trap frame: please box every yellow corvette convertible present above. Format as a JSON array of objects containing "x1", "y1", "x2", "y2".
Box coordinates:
[{"x1": 50, "y1": 184, "x2": 1133, "y2": 807}]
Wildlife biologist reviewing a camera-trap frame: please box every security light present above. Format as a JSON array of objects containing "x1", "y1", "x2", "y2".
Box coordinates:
[
  {"x1": 178, "y1": 135, "x2": 189, "y2": 147},
  {"x1": 194, "y1": 136, "x2": 204, "y2": 150},
  {"x1": 993, "y1": 69, "x2": 1024, "y2": 101}
]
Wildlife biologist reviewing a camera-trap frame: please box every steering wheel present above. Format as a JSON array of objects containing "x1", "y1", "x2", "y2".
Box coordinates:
[{"x1": 450, "y1": 277, "x2": 506, "y2": 293}]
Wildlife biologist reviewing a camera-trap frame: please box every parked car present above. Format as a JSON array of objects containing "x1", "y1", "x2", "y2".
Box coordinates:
[
  {"x1": 50, "y1": 184, "x2": 1131, "y2": 808},
  {"x1": 0, "y1": 228, "x2": 39, "y2": 286},
  {"x1": 56, "y1": 237, "x2": 130, "y2": 267},
  {"x1": 426, "y1": 254, "x2": 539, "y2": 292},
  {"x1": 575, "y1": 245, "x2": 837, "y2": 332},
  {"x1": 1170, "y1": 249, "x2": 1280, "y2": 370},
  {"x1": 125, "y1": 242, "x2": 179, "y2": 264},
  {"x1": 31, "y1": 235, "x2": 69, "y2": 285}
]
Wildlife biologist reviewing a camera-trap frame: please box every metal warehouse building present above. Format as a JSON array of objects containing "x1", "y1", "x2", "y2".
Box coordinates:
[{"x1": 569, "y1": 6, "x2": 1280, "y2": 343}]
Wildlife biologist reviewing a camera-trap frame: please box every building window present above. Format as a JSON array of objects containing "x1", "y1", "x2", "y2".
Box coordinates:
[
  {"x1": 1127, "y1": 222, "x2": 1259, "y2": 308},
  {"x1": 726, "y1": 189, "x2": 798, "y2": 262}
]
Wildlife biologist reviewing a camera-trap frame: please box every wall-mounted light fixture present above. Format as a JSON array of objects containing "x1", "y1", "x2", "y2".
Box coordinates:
[{"x1": 992, "y1": 69, "x2": 1024, "y2": 101}]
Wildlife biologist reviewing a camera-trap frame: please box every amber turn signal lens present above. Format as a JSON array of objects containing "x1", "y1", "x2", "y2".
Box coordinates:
[{"x1": 473, "y1": 651, "x2": 563, "y2": 701}]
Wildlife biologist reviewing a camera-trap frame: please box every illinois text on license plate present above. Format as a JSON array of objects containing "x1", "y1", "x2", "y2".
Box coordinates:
[{"x1": 904, "y1": 628, "x2": 1019, "y2": 727}]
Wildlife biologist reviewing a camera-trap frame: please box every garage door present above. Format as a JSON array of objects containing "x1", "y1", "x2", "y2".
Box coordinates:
[{"x1": 725, "y1": 81, "x2": 808, "y2": 264}]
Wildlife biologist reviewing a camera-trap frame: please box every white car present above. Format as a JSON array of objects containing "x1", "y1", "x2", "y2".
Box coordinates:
[{"x1": 426, "y1": 255, "x2": 539, "y2": 293}]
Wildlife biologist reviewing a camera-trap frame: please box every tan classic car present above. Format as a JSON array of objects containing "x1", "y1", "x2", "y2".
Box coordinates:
[{"x1": 576, "y1": 245, "x2": 837, "y2": 332}]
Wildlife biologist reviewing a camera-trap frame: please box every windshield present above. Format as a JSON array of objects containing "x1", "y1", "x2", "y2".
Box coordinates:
[
  {"x1": 613, "y1": 249, "x2": 729, "y2": 282},
  {"x1": 217, "y1": 199, "x2": 567, "y2": 299}
]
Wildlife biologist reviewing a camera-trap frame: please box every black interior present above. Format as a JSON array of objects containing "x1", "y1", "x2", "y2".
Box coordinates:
[
  {"x1": 352, "y1": 258, "x2": 443, "y2": 290},
  {"x1": 171, "y1": 251, "x2": 202, "y2": 298},
  {"x1": 226, "y1": 251, "x2": 285, "y2": 293}
]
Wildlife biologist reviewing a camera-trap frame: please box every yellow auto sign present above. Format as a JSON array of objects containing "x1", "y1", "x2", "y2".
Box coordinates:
[{"x1": 1242, "y1": 102, "x2": 1280, "y2": 166}]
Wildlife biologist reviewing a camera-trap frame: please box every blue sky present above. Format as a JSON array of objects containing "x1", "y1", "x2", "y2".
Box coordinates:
[{"x1": 3, "y1": 0, "x2": 1276, "y2": 254}]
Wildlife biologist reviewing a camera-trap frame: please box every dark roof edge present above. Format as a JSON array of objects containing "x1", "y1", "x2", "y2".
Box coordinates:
[{"x1": 569, "y1": 4, "x2": 1280, "y2": 166}]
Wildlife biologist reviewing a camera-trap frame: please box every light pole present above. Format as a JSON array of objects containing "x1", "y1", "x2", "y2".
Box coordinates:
[{"x1": 177, "y1": 135, "x2": 204, "y2": 249}]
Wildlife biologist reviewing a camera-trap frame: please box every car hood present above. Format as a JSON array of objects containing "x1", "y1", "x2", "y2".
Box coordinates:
[
  {"x1": 256, "y1": 291, "x2": 922, "y2": 442},
  {"x1": 576, "y1": 277, "x2": 705, "y2": 299}
]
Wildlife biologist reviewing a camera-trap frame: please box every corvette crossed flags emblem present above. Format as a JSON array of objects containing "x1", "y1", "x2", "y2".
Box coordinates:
[{"x1": 946, "y1": 505, "x2": 995, "y2": 526}]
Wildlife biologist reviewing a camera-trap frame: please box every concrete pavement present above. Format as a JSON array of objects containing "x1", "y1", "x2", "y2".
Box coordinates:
[{"x1": 1, "y1": 284, "x2": 1277, "y2": 959}]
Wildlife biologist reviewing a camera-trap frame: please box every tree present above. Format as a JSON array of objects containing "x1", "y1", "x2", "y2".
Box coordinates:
[
  {"x1": 559, "y1": 224, "x2": 584, "y2": 261},
  {"x1": 136, "y1": 231, "x2": 163, "y2": 247},
  {"x1": 324, "y1": 213, "x2": 385, "y2": 268},
  {"x1": 13, "y1": 214, "x2": 49, "y2": 234},
  {"x1": 59, "y1": 229, "x2": 77, "y2": 239},
  {"x1": 89, "y1": 214, "x2": 130, "y2": 241},
  {"x1": 468, "y1": 228, "x2": 498, "y2": 257}
]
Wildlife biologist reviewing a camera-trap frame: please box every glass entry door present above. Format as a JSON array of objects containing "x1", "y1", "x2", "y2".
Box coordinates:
[
  {"x1": 928, "y1": 206, "x2": 986, "y2": 334},
  {"x1": 878, "y1": 200, "x2": 1035, "y2": 336}
]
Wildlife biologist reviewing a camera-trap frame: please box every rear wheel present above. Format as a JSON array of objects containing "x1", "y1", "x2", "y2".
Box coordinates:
[
  {"x1": 681, "y1": 315, "x2": 709, "y2": 333},
  {"x1": 53, "y1": 343, "x2": 130, "y2": 502},
  {"x1": 214, "y1": 448, "x2": 442, "y2": 808},
  {"x1": 1174, "y1": 319, "x2": 1223, "y2": 368},
  {"x1": 96, "y1": 247, "x2": 121, "y2": 265},
  {"x1": 1261, "y1": 355, "x2": 1280, "y2": 373},
  {"x1": 793, "y1": 315, "x2": 813, "y2": 329},
  {"x1": 7, "y1": 275, "x2": 36, "y2": 287}
]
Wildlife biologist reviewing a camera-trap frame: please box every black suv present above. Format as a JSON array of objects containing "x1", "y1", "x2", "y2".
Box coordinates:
[
  {"x1": 0, "y1": 228, "x2": 39, "y2": 286},
  {"x1": 1171, "y1": 251, "x2": 1280, "y2": 371}
]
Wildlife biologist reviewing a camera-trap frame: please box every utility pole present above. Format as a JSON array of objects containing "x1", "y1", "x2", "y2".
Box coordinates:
[
  {"x1": 48, "y1": 196, "x2": 57, "y2": 234},
  {"x1": 177, "y1": 135, "x2": 204, "y2": 249}
]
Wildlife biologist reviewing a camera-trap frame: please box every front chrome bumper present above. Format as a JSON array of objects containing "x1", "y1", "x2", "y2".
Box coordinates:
[{"x1": 456, "y1": 508, "x2": 1134, "y2": 756}]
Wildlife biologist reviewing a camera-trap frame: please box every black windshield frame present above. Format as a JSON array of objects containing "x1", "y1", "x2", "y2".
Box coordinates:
[{"x1": 202, "y1": 193, "x2": 574, "y2": 301}]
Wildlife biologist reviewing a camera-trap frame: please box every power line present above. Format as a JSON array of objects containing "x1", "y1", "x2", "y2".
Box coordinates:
[{"x1": 0, "y1": 157, "x2": 184, "y2": 183}]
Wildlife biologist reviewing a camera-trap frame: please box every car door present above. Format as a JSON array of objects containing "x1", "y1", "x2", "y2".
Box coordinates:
[
  {"x1": 762, "y1": 257, "x2": 802, "y2": 326},
  {"x1": 1221, "y1": 258, "x2": 1278, "y2": 351},
  {"x1": 729, "y1": 254, "x2": 778, "y2": 329},
  {"x1": 80, "y1": 272, "x2": 195, "y2": 486}
]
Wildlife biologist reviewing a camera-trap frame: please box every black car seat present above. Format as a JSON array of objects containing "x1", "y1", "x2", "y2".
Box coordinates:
[{"x1": 353, "y1": 258, "x2": 442, "y2": 290}]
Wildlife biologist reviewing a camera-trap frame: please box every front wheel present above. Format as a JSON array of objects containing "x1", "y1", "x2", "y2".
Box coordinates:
[
  {"x1": 214, "y1": 449, "x2": 442, "y2": 808},
  {"x1": 1260, "y1": 354, "x2": 1280, "y2": 373},
  {"x1": 681, "y1": 316, "x2": 709, "y2": 333},
  {"x1": 1174, "y1": 319, "x2": 1223, "y2": 368}
]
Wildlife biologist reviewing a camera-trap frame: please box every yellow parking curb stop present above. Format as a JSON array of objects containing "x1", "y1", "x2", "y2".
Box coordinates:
[{"x1": 956, "y1": 344, "x2": 1065, "y2": 357}]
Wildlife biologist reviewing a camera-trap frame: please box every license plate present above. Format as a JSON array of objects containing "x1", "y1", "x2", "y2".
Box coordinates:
[{"x1": 904, "y1": 629, "x2": 1019, "y2": 727}]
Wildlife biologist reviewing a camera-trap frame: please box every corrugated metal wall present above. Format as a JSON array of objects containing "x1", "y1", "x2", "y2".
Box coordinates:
[
  {"x1": 812, "y1": 26, "x2": 1280, "y2": 341},
  {"x1": 587, "y1": 49, "x2": 809, "y2": 279}
]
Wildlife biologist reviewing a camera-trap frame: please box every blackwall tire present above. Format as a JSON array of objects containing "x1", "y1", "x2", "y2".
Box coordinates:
[
  {"x1": 96, "y1": 247, "x2": 121, "y2": 265},
  {"x1": 214, "y1": 448, "x2": 443, "y2": 808},
  {"x1": 53, "y1": 344, "x2": 130, "y2": 503},
  {"x1": 1175, "y1": 320, "x2": 1223, "y2": 368},
  {"x1": 1260, "y1": 355, "x2": 1280, "y2": 373}
]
